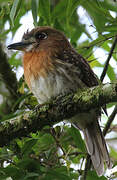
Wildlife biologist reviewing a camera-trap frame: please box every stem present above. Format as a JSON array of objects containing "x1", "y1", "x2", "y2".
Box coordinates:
[
  {"x1": 100, "y1": 36, "x2": 117, "y2": 82},
  {"x1": 103, "y1": 105, "x2": 117, "y2": 136}
]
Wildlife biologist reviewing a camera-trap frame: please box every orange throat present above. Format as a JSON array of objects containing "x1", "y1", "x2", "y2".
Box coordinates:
[{"x1": 23, "y1": 50, "x2": 54, "y2": 89}]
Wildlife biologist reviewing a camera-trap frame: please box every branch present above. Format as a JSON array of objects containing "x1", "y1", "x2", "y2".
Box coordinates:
[
  {"x1": 100, "y1": 36, "x2": 117, "y2": 82},
  {"x1": 103, "y1": 105, "x2": 117, "y2": 136},
  {"x1": 0, "y1": 43, "x2": 19, "y2": 99},
  {"x1": 0, "y1": 81, "x2": 117, "y2": 147},
  {"x1": 78, "y1": 34, "x2": 116, "y2": 50}
]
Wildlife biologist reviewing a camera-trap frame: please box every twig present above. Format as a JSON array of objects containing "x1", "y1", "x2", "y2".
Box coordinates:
[
  {"x1": 100, "y1": 36, "x2": 117, "y2": 82},
  {"x1": 77, "y1": 35, "x2": 116, "y2": 50},
  {"x1": 50, "y1": 128, "x2": 66, "y2": 156},
  {"x1": 83, "y1": 154, "x2": 91, "y2": 180},
  {"x1": 68, "y1": 152, "x2": 87, "y2": 156},
  {"x1": 103, "y1": 105, "x2": 117, "y2": 136}
]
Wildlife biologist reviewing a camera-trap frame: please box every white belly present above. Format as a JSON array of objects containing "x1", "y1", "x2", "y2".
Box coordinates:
[
  {"x1": 30, "y1": 68, "x2": 85, "y2": 104},
  {"x1": 30, "y1": 75, "x2": 70, "y2": 104}
]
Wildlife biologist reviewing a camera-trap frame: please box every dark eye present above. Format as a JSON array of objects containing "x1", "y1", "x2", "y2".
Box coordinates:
[{"x1": 35, "y1": 32, "x2": 47, "y2": 40}]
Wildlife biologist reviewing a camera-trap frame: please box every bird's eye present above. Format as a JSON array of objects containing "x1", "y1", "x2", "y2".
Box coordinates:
[{"x1": 35, "y1": 32, "x2": 47, "y2": 40}]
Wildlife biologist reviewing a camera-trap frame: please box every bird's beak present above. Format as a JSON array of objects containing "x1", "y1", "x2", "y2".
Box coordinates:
[{"x1": 7, "y1": 41, "x2": 32, "y2": 51}]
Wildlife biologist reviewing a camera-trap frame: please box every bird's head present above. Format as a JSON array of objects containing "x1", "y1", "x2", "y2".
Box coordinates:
[{"x1": 7, "y1": 26, "x2": 71, "y2": 53}]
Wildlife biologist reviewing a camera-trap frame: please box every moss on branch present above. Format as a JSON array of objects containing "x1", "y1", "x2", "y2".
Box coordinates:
[{"x1": 0, "y1": 81, "x2": 117, "y2": 147}]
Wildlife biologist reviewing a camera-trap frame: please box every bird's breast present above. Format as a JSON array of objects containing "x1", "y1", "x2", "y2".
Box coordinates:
[
  {"x1": 30, "y1": 73, "x2": 63, "y2": 104},
  {"x1": 23, "y1": 51, "x2": 85, "y2": 104},
  {"x1": 29, "y1": 64, "x2": 85, "y2": 104},
  {"x1": 23, "y1": 50, "x2": 54, "y2": 89}
]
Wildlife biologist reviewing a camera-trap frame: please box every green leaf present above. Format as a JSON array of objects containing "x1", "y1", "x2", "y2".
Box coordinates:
[
  {"x1": 104, "y1": 24, "x2": 117, "y2": 32},
  {"x1": 86, "y1": 170, "x2": 107, "y2": 180},
  {"x1": 110, "y1": 147, "x2": 117, "y2": 160},
  {"x1": 77, "y1": 40, "x2": 93, "y2": 58},
  {"x1": 31, "y1": 0, "x2": 39, "y2": 26},
  {"x1": 84, "y1": 32, "x2": 116, "y2": 49},
  {"x1": 66, "y1": 0, "x2": 81, "y2": 22},
  {"x1": 10, "y1": 0, "x2": 20, "y2": 26},
  {"x1": 81, "y1": 1, "x2": 114, "y2": 31},
  {"x1": 100, "y1": 0, "x2": 117, "y2": 11},
  {"x1": 90, "y1": 59, "x2": 103, "y2": 68},
  {"x1": 45, "y1": 168, "x2": 72, "y2": 180},
  {"x1": 9, "y1": 52, "x2": 22, "y2": 67},
  {"x1": 107, "y1": 64, "x2": 116, "y2": 81},
  {"x1": 0, "y1": 147, "x2": 13, "y2": 160},
  {"x1": 22, "y1": 139, "x2": 38, "y2": 156},
  {"x1": 107, "y1": 102, "x2": 117, "y2": 109},
  {"x1": 101, "y1": 40, "x2": 111, "y2": 52},
  {"x1": 17, "y1": 158, "x2": 41, "y2": 172},
  {"x1": 52, "y1": 0, "x2": 67, "y2": 20},
  {"x1": 37, "y1": 133, "x2": 55, "y2": 152},
  {"x1": 2, "y1": 166, "x2": 24, "y2": 180},
  {"x1": 70, "y1": 126, "x2": 86, "y2": 152},
  {"x1": 23, "y1": 172, "x2": 39, "y2": 179},
  {"x1": 38, "y1": 0, "x2": 51, "y2": 25}
]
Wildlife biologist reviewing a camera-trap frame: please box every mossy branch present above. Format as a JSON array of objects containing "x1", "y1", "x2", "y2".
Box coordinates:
[{"x1": 0, "y1": 81, "x2": 117, "y2": 147}]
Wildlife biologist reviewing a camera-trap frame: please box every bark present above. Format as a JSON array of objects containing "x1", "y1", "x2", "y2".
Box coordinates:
[{"x1": 0, "y1": 81, "x2": 117, "y2": 147}]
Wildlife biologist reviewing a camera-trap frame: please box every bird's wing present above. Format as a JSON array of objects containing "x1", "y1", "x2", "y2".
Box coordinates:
[{"x1": 57, "y1": 48, "x2": 99, "y2": 88}]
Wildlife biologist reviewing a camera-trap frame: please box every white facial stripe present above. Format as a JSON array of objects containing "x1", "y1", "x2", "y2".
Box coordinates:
[{"x1": 25, "y1": 44, "x2": 33, "y2": 52}]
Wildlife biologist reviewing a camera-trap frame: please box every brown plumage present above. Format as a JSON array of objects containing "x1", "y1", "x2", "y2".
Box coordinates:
[{"x1": 7, "y1": 26, "x2": 112, "y2": 176}]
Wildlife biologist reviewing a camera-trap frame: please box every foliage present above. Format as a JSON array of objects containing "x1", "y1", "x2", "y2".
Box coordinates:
[{"x1": 0, "y1": 0, "x2": 117, "y2": 179}]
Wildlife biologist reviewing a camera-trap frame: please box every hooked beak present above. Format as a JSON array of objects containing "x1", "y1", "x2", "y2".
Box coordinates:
[{"x1": 7, "y1": 41, "x2": 32, "y2": 51}]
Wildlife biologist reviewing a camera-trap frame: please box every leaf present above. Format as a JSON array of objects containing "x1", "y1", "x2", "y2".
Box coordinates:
[
  {"x1": 31, "y1": 0, "x2": 39, "y2": 26},
  {"x1": 23, "y1": 172, "x2": 39, "y2": 179},
  {"x1": 45, "y1": 168, "x2": 72, "y2": 180},
  {"x1": 70, "y1": 126, "x2": 86, "y2": 152},
  {"x1": 10, "y1": 0, "x2": 20, "y2": 26},
  {"x1": 86, "y1": 170, "x2": 107, "y2": 180},
  {"x1": 66, "y1": 0, "x2": 81, "y2": 20},
  {"x1": 0, "y1": 147, "x2": 13, "y2": 160},
  {"x1": 107, "y1": 64, "x2": 116, "y2": 81},
  {"x1": 107, "y1": 102, "x2": 117, "y2": 109},
  {"x1": 38, "y1": 0, "x2": 51, "y2": 24},
  {"x1": 110, "y1": 147, "x2": 117, "y2": 160},
  {"x1": 2, "y1": 166, "x2": 24, "y2": 180},
  {"x1": 22, "y1": 139, "x2": 38, "y2": 156},
  {"x1": 77, "y1": 40, "x2": 93, "y2": 58},
  {"x1": 84, "y1": 32, "x2": 116, "y2": 49},
  {"x1": 81, "y1": 1, "x2": 114, "y2": 32},
  {"x1": 37, "y1": 133, "x2": 55, "y2": 152},
  {"x1": 101, "y1": 40, "x2": 111, "y2": 52},
  {"x1": 9, "y1": 52, "x2": 22, "y2": 67},
  {"x1": 52, "y1": 0, "x2": 68, "y2": 20},
  {"x1": 104, "y1": 24, "x2": 117, "y2": 32},
  {"x1": 17, "y1": 158, "x2": 41, "y2": 172},
  {"x1": 90, "y1": 59, "x2": 103, "y2": 68},
  {"x1": 100, "y1": 0, "x2": 117, "y2": 11}
]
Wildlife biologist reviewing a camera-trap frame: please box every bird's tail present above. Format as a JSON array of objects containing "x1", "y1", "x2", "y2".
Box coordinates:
[{"x1": 83, "y1": 120, "x2": 112, "y2": 176}]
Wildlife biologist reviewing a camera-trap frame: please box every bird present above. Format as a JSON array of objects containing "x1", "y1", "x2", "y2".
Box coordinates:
[{"x1": 7, "y1": 26, "x2": 112, "y2": 176}]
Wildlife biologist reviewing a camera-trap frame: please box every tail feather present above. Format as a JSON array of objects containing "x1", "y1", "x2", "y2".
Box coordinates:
[
  {"x1": 83, "y1": 121, "x2": 112, "y2": 176},
  {"x1": 84, "y1": 128, "x2": 101, "y2": 170}
]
